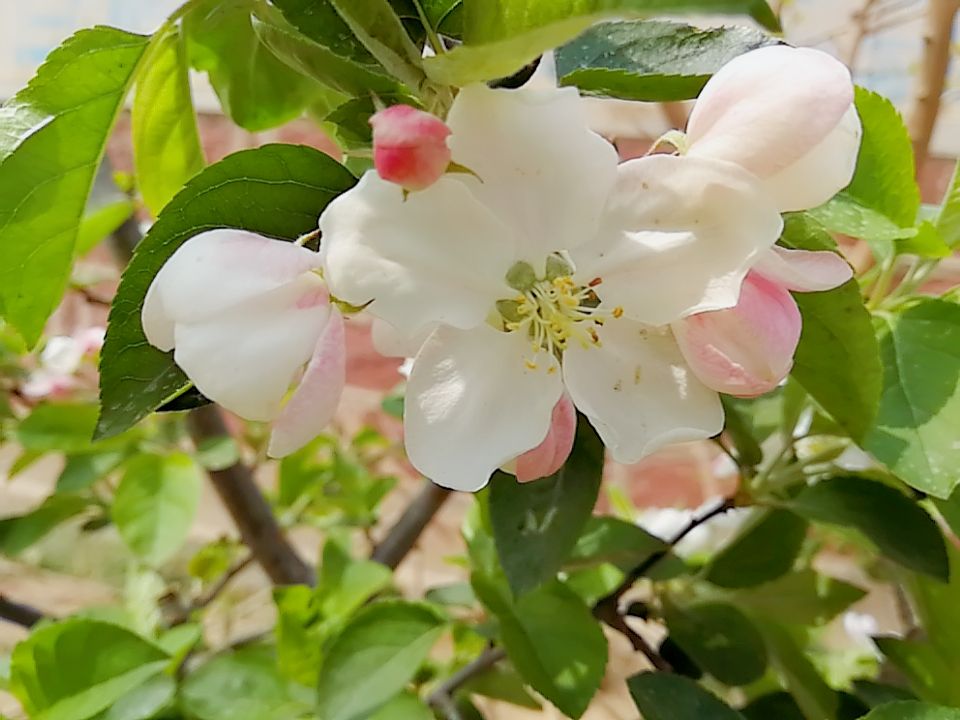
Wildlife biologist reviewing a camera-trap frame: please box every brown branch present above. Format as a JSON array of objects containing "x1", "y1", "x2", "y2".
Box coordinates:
[
  {"x1": 0, "y1": 595, "x2": 46, "y2": 628},
  {"x1": 371, "y1": 480, "x2": 453, "y2": 569},
  {"x1": 187, "y1": 406, "x2": 314, "y2": 586},
  {"x1": 591, "y1": 497, "x2": 736, "y2": 670},
  {"x1": 909, "y1": 0, "x2": 960, "y2": 169},
  {"x1": 427, "y1": 646, "x2": 507, "y2": 719}
]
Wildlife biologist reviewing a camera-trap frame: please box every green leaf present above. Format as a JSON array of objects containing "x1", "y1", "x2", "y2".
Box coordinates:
[
  {"x1": 489, "y1": 419, "x2": 603, "y2": 596},
  {"x1": 742, "y1": 692, "x2": 805, "y2": 720},
  {"x1": 935, "y1": 161, "x2": 960, "y2": 248},
  {"x1": 181, "y1": 645, "x2": 312, "y2": 720},
  {"x1": 10, "y1": 619, "x2": 169, "y2": 719},
  {"x1": 76, "y1": 199, "x2": 135, "y2": 257},
  {"x1": 664, "y1": 602, "x2": 767, "y2": 686},
  {"x1": 874, "y1": 639, "x2": 960, "y2": 707},
  {"x1": 0, "y1": 495, "x2": 90, "y2": 556},
  {"x1": 366, "y1": 693, "x2": 435, "y2": 720},
  {"x1": 845, "y1": 87, "x2": 919, "y2": 229},
  {"x1": 788, "y1": 476, "x2": 948, "y2": 580},
  {"x1": 904, "y1": 544, "x2": 960, "y2": 673},
  {"x1": 270, "y1": 0, "x2": 407, "y2": 93},
  {"x1": 93, "y1": 674, "x2": 176, "y2": 720},
  {"x1": 316, "y1": 601, "x2": 444, "y2": 720},
  {"x1": 780, "y1": 213, "x2": 882, "y2": 441},
  {"x1": 183, "y1": 0, "x2": 323, "y2": 131},
  {"x1": 807, "y1": 195, "x2": 911, "y2": 261},
  {"x1": 316, "y1": 538, "x2": 393, "y2": 620},
  {"x1": 251, "y1": 4, "x2": 402, "y2": 97},
  {"x1": 112, "y1": 453, "x2": 203, "y2": 565},
  {"x1": 731, "y1": 570, "x2": 866, "y2": 626},
  {"x1": 56, "y1": 451, "x2": 127, "y2": 493},
  {"x1": 757, "y1": 621, "x2": 838, "y2": 720},
  {"x1": 721, "y1": 397, "x2": 763, "y2": 467},
  {"x1": 555, "y1": 20, "x2": 776, "y2": 101},
  {"x1": 425, "y1": 0, "x2": 779, "y2": 86},
  {"x1": 18, "y1": 403, "x2": 135, "y2": 454},
  {"x1": 325, "y1": 0, "x2": 426, "y2": 90},
  {"x1": 627, "y1": 672, "x2": 745, "y2": 720},
  {"x1": 863, "y1": 703, "x2": 960, "y2": 720},
  {"x1": 132, "y1": 27, "x2": 204, "y2": 216},
  {"x1": 705, "y1": 509, "x2": 807, "y2": 589},
  {"x1": 0, "y1": 28, "x2": 149, "y2": 344},
  {"x1": 866, "y1": 299, "x2": 960, "y2": 498},
  {"x1": 472, "y1": 577, "x2": 606, "y2": 719},
  {"x1": 567, "y1": 516, "x2": 666, "y2": 571},
  {"x1": 96, "y1": 144, "x2": 355, "y2": 439}
]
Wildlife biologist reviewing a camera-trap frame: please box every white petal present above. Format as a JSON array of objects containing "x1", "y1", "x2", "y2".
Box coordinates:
[
  {"x1": 370, "y1": 318, "x2": 435, "y2": 358},
  {"x1": 173, "y1": 275, "x2": 329, "y2": 421},
  {"x1": 761, "y1": 106, "x2": 862, "y2": 212},
  {"x1": 404, "y1": 325, "x2": 563, "y2": 491},
  {"x1": 142, "y1": 279, "x2": 176, "y2": 351},
  {"x1": 687, "y1": 46, "x2": 855, "y2": 179},
  {"x1": 268, "y1": 308, "x2": 346, "y2": 457},
  {"x1": 320, "y1": 172, "x2": 517, "y2": 336},
  {"x1": 446, "y1": 84, "x2": 618, "y2": 259},
  {"x1": 753, "y1": 246, "x2": 853, "y2": 292},
  {"x1": 149, "y1": 229, "x2": 323, "y2": 324},
  {"x1": 573, "y1": 154, "x2": 783, "y2": 326},
  {"x1": 563, "y1": 320, "x2": 723, "y2": 464}
]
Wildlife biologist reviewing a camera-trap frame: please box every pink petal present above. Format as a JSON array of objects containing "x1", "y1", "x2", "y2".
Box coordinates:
[
  {"x1": 673, "y1": 273, "x2": 801, "y2": 398},
  {"x1": 371, "y1": 105, "x2": 452, "y2": 191},
  {"x1": 686, "y1": 46, "x2": 854, "y2": 179},
  {"x1": 515, "y1": 394, "x2": 577, "y2": 483},
  {"x1": 753, "y1": 246, "x2": 853, "y2": 292},
  {"x1": 267, "y1": 308, "x2": 346, "y2": 457}
]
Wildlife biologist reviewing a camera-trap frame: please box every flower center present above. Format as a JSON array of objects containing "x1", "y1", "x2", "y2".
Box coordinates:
[{"x1": 495, "y1": 257, "x2": 623, "y2": 365}]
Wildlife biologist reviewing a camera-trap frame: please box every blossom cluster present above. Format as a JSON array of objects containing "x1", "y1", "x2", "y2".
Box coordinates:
[{"x1": 143, "y1": 46, "x2": 860, "y2": 492}]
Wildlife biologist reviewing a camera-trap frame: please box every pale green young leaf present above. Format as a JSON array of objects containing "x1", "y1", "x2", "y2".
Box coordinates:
[
  {"x1": 9, "y1": 619, "x2": 169, "y2": 719},
  {"x1": 96, "y1": 144, "x2": 355, "y2": 439},
  {"x1": 251, "y1": 4, "x2": 402, "y2": 97},
  {"x1": 183, "y1": 0, "x2": 322, "y2": 131},
  {"x1": 935, "y1": 161, "x2": 960, "y2": 248},
  {"x1": 555, "y1": 20, "x2": 777, "y2": 101},
  {"x1": 326, "y1": 0, "x2": 426, "y2": 90},
  {"x1": 132, "y1": 27, "x2": 204, "y2": 216},
  {"x1": 181, "y1": 645, "x2": 313, "y2": 720},
  {"x1": 866, "y1": 299, "x2": 960, "y2": 498},
  {"x1": 112, "y1": 453, "x2": 203, "y2": 566},
  {"x1": 315, "y1": 602, "x2": 444, "y2": 720},
  {"x1": 425, "y1": 0, "x2": 779, "y2": 86},
  {"x1": 0, "y1": 28, "x2": 149, "y2": 345}
]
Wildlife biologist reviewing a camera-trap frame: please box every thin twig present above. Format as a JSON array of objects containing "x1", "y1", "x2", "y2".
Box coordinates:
[
  {"x1": 427, "y1": 646, "x2": 507, "y2": 719},
  {"x1": 187, "y1": 406, "x2": 314, "y2": 586},
  {"x1": 590, "y1": 497, "x2": 736, "y2": 670},
  {"x1": 0, "y1": 595, "x2": 46, "y2": 628},
  {"x1": 170, "y1": 554, "x2": 256, "y2": 625},
  {"x1": 371, "y1": 480, "x2": 453, "y2": 569}
]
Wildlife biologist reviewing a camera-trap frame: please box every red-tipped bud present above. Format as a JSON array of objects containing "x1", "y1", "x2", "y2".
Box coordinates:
[{"x1": 370, "y1": 105, "x2": 452, "y2": 191}]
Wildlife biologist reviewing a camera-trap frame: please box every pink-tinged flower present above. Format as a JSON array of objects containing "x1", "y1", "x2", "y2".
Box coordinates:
[
  {"x1": 685, "y1": 45, "x2": 861, "y2": 213},
  {"x1": 674, "y1": 246, "x2": 853, "y2": 397},
  {"x1": 370, "y1": 105, "x2": 452, "y2": 191},
  {"x1": 516, "y1": 394, "x2": 576, "y2": 482},
  {"x1": 21, "y1": 327, "x2": 106, "y2": 400},
  {"x1": 142, "y1": 229, "x2": 345, "y2": 457}
]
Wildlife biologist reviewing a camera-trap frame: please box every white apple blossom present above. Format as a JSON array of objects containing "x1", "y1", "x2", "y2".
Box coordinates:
[
  {"x1": 142, "y1": 229, "x2": 345, "y2": 457},
  {"x1": 320, "y1": 83, "x2": 783, "y2": 491}
]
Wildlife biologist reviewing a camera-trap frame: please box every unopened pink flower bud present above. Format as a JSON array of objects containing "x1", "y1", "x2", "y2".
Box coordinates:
[
  {"x1": 516, "y1": 394, "x2": 577, "y2": 483},
  {"x1": 370, "y1": 105, "x2": 452, "y2": 191},
  {"x1": 674, "y1": 273, "x2": 801, "y2": 398}
]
